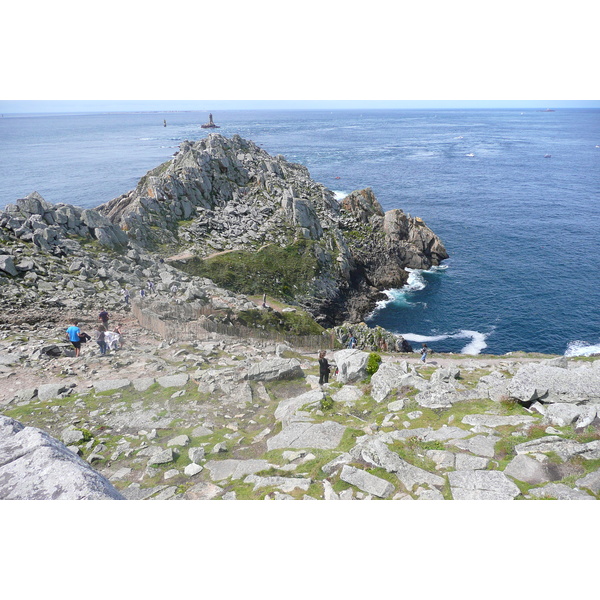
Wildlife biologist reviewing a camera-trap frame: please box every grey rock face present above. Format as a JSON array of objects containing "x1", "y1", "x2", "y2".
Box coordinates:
[
  {"x1": 448, "y1": 470, "x2": 521, "y2": 500},
  {"x1": 333, "y1": 349, "x2": 369, "y2": 384},
  {"x1": 157, "y1": 373, "x2": 189, "y2": 388},
  {"x1": 37, "y1": 383, "x2": 71, "y2": 402},
  {"x1": 528, "y1": 483, "x2": 594, "y2": 500},
  {"x1": 504, "y1": 454, "x2": 554, "y2": 485},
  {"x1": 352, "y1": 437, "x2": 445, "y2": 490},
  {"x1": 0, "y1": 255, "x2": 18, "y2": 277},
  {"x1": 449, "y1": 434, "x2": 501, "y2": 458},
  {"x1": 93, "y1": 379, "x2": 131, "y2": 393},
  {"x1": 515, "y1": 436, "x2": 600, "y2": 461},
  {"x1": 267, "y1": 421, "x2": 346, "y2": 451},
  {"x1": 507, "y1": 362, "x2": 600, "y2": 404},
  {"x1": 340, "y1": 465, "x2": 394, "y2": 498},
  {"x1": 247, "y1": 358, "x2": 303, "y2": 382},
  {"x1": 370, "y1": 362, "x2": 408, "y2": 402},
  {"x1": 0, "y1": 416, "x2": 124, "y2": 500},
  {"x1": 575, "y1": 469, "x2": 600, "y2": 494},
  {"x1": 205, "y1": 459, "x2": 270, "y2": 481}
]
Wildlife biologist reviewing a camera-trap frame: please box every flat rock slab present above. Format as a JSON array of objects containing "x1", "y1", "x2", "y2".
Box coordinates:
[
  {"x1": 244, "y1": 474, "x2": 312, "y2": 493},
  {"x1": 340, "y1": 465, "x2": 394, "y2": 498},
  {"x1": 157, "y1": 373, "x2": 189, "y2": 388},
  {"x1": 352, "y1": 438, "x2": 445, "y2": 490},
  {"x1": 450, "y1": 435, "x2": 501, "y2": 458},
  {"x1": 0, "y1": 416, "x2": 124, "y2": 500},
  {"x1": 274, "y1": 389, "x2": 324, "y2": 426},
  {"x1": 332, "y1": 386, "x2": 363, "y2": 405},
  {"x1": 504, "y1": 454, "x2": 555, "y2": 485},
  {"x1": 37, "y1": 383, "x2": 70, "y2": 402},
  {"x1": 122, "y1": 484, "x2": 168, "y2": 500},
  {"x1": 448, "y1": 470, "x2": 521, "y2": 500},
  {"x1": 515, "y1": 437, "x2": 600, "y2": 461},
  {"x1": 105, "y1": 409, "x2": 172, "y2": 430},
  {"x1": 204, "y1": 459, "x2": 270, "y2": 481},
  {"x1": 182, "y1": 482, "x2": 224, "y2": 500},
  {"x1": 528, "y1": 483, "x2": 595, "y2": 500},
  {"x1": 575, "y1": 469, "x2": 600, "y2": 495},
  {"x1": 266, "y1": 421, "x2": 346, "y2": 451},
  {"x1": 455, "y1": 454, "x2": 490, "y2": 470},
  {"x1": 462, "y1": 414, "x2": 537, "y2": 428},
  {"x1": 94, "y1": 379, "x2": 131, "y2": 393},
  {"x1": 132, "y1": 377, "x2": 155, "y2": 392}
]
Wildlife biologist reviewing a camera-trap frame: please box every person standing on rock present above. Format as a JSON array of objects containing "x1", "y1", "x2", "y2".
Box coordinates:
[
  {"x1": 420, "y1": 343, "x2": 429, "y2": 363},
  {"x1": 140, "y1": 288, "x2": 146, "y2": 298},
  {"x1": 98, "y1": 309, "x2": 109, "y2": 329},
  {"x1": 95, "y1": 325, "x2": 107, "y2": 355},
  {"x1": 318, "y1": 351, "x2": 330, "y2": 385},
  {"x1": 122, "y1": 288, "x2": 130, "y2": 305},
  {"x1": 66, "y1": 320, "x2": 82, "y2": 357},
  {"x1": 147, "y1": 281, "x2": 155, "y2": 294}
]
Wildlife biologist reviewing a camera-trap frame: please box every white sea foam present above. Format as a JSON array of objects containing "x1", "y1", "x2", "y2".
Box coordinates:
[
  {"x1": 333, "y1": 190, "x2": 348, "y2": 200},
  {"x1": 404, "y1": 268, "x2": 427, "y2": 291},
  {"x1": 564, "y1": 340, "x2": 600, "y2": 357},
  {"x1": 402, "y1": 330, "x2": 489, "y2": 355}
]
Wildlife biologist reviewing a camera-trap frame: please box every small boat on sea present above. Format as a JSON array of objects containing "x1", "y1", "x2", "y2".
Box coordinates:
[
  {"x1": 201, "y1": 113, "x2": 220, "y2": 129},
  {"x1": 465, "y1": 153, "x2": 475, "y2": 157},
  {"x1": 544, "y1": 154, "x2": 552, "y2": 158}
]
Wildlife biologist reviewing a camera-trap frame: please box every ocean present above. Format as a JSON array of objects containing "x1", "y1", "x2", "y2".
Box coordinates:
[{"x1": 1, "y1": 108, "x2": 599, "y2": 356}]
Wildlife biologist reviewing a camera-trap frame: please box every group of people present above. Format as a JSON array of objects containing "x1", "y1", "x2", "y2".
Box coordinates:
[
  {"x1": 121, "y1": 281, "x2": 160, "y2": 305},
  {"x1": 65, "y1": 309, "x2": 123, "y2": 357}
]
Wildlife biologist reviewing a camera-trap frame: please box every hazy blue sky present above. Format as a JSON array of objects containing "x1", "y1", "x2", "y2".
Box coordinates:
[{"x1": 1, "y1": 100, "x2": 598, "y2": 114}]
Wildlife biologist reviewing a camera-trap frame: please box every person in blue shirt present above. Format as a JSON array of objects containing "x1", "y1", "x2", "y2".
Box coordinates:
[{"x1": 66, "y1": 320, "x2": 82, "y2": 357}]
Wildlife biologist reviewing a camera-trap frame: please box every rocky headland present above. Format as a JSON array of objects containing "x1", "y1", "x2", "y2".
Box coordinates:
[{"x1": 1, "y1": 134, "x2": 599, "y2": 500}]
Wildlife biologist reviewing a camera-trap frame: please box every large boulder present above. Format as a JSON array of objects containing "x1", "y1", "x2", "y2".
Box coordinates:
[
  {"x1": 506, "y1": 362, "x2": 600, "y2": 404},
  {"x1": 370, "y1": 362, "x2": 409, "y2": 402},
  {"x1": 247, "y1": 358, "x2": 303, "y2": 382},
  {"x1": 333, "y1": 349, "x2": 369, "y2": 384},
  {"x1": 0, "y1": 416, "x2": 124, "y2": 500}
]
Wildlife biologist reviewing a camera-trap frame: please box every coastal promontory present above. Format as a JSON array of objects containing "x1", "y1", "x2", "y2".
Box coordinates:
[{"x1": 97, "y1": 134, "x2": 448, "y2": 324}]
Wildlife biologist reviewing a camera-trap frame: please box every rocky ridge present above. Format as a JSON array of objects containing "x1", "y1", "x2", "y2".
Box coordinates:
[{"x1": 96, "y1": 134, "x2": 448, "y2": 324}]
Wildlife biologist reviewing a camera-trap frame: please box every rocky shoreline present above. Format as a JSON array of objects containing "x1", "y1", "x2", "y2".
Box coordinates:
[{"x1": 2, "y1": 134, "x2": 599, "y2": 500}]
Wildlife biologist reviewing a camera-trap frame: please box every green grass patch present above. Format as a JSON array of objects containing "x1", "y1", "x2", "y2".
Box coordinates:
[{"x1": 174, "y1": 239, "x2": 321, "y2": 301}]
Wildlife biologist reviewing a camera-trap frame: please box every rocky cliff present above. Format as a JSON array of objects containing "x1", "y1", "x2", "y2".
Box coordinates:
[{"x1": 96, "y1": 134, "x2": 448, "y2": 324}]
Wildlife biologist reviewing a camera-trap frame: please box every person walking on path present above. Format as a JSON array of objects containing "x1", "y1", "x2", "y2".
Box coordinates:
[
  {"x1": 318, "y1": 351, "x2": 330, "y2": 385},
  {"x1": 420, "y1": 343, "x2": 429, "y2": 363},
  {"x1": 140, "y1": 288, "x2": 146, "y2": 299},
  {"x1": 95, "y1": 325, "x2": 108, "y2": 355},
  {"x1": 66, "y1": 320, "x2": 82, "y2": 357},
  {"x1": 98, "y1": 309, "x2": 109, "y2": 328}
]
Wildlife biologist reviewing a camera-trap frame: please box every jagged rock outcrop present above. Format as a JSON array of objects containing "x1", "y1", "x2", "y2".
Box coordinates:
[{"x1": 96, "y1": 134, "x2": 448, "y2": 325}]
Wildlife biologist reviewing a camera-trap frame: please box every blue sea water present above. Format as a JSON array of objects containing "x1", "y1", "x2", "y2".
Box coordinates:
[{"x1": 1, "y1": 108, "x2": 599, "y2": 356}]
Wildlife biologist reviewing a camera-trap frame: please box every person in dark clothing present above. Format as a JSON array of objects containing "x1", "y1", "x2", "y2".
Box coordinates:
[
  {"x1": 98, "y1": 309, "x2": 109, "y2": 328},
  {"x1": 318, "y1": 351, "x2": 330, "y2": 385}
]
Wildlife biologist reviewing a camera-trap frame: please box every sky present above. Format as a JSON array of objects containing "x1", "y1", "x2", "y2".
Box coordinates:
[
  {"x1": 2, "y1": 1, "x2": 598, "y2": 112},
  {"x1": 1, "y1": 99, "x2": 599, "y2": 113}
]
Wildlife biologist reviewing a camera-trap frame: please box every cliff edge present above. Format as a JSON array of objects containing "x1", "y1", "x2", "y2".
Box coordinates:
[{"x1": 97, "y1": 134, "x2": 448, "y2": 324}]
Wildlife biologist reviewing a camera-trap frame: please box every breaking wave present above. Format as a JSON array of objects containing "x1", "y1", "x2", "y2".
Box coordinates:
[
  {"x1": 403, "y1": 330, "x2": 490, "y2": 355},
  {"x1": 564, "y1": 340, "x2": 600, "y2": 357},
  {"x1": 370, "y1": 267, "x2": 444, "y2": 314}
]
